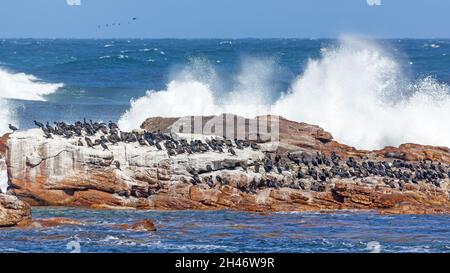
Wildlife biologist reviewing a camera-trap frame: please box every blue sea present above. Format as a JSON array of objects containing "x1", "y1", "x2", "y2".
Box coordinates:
[
  {"x1": 1, "y1": 38, "x2": 450, "y2": 253},
  {"x1": 0, "y1": 208, "x2": 449, "y2": 253}
]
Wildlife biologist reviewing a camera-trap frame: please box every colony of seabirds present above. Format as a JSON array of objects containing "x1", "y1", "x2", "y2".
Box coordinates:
[{"x1": 8, "y1": 120, "x2": 450, "y2": 195}]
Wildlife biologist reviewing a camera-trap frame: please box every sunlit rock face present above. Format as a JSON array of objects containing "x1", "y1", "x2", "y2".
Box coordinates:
[{"x1": 5, "y1": 128, "x2": 264, "y2": 208}]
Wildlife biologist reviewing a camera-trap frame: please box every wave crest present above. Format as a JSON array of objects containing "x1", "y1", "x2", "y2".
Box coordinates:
[{"x1": 118, "y1": 37, "x2": 450, "y2": 149}]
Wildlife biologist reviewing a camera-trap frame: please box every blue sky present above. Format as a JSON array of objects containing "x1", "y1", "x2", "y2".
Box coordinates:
[{"x1": 0, "y1": 0, "x2": 449, "y2": 38}]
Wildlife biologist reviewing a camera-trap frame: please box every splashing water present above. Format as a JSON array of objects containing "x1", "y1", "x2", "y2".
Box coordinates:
[
  {"x1": 0, "y1": 67, "x2": 63, "y2": 134},
  {"x1": 118, "y1": 37, "x2": 450, "y2": 149}
]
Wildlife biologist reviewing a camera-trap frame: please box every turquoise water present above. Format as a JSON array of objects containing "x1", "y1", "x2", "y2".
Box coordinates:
[{"x1": 1, "y1": 208, "x2": 449, "y2": 253}]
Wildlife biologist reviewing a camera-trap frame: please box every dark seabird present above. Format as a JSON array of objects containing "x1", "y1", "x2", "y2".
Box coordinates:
[
  {"x1": 155, "y1": 142, "x2": 162, "y2": 150},
  {"x1": 34, "y1": 120, "x2": 44, "y2": 128},
  {"x1": 228, "y1": 147, "x2": 236, "y2": 156},
  {"x1": 113, "y1": 160, "x2": 121, "y2": 170},
  {"x1": 277, "y1": 164, "x2": 283, "y2": 174},
  {"x1": 8, "y1": 124, "x2": 18, "y2": 132},
  {"x1": 215, "y1": 175, "x2": 223, "y2": 185},
  {"x1": 251, "y1": 143, "x2": 259, "y2": 150},
  {"x1": 100, "y1": 141, "x2": 109, "y2": 151},
  {"x1": 85, "y1": 137, "x2": 94, "y2": 148},
  {"x1": 167, "y1": 148, "x2": 176, "y2": 156},
  {"x1": 207, "y1": 176, "x2": 214, "y2": 188},
  {"x1": 43, "y1": 131, "x2": 53, "y2": 139},
  {"x1": 254, "y1": 161, "x2": 260, "y2": 173}
]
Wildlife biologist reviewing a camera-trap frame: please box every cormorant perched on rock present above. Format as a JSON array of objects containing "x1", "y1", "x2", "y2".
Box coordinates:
[
  {"x1": 100, "y1": 141, "x2": 109, "y2": 151},
  {"x1": 274, "y1": 154, "x2": 281, "y2": 165},
  {"x1": 277, "y1": 164, "x2": 283, "y2": 174},
  {"x1": 34, "y1": 120, "x2": 44, "y2": 128},
  {"x1": 155, "y1": 142, "x2": 162, "y2": 150},
  {"x1": 191, "y1": 174, "x2": 201, "y2": 185},
  {"x1": 8, "y1": 124, "x2": 18, "y2": 132},
  {"x1": 113, "y1": 160, "x2": 121, "y2": 170},
  {"x1": 264, "y1": 159, "x2": 273, "y2": 173},
  {"x1": 85, "y1": 137, "x2": 94, "y2": 148},
  {"x1": 207, "y1": 176, "x2": 214, "y2": 188},
  {"x1": 251, "y1": 143, "x2": 259, "y2": 150},
  {"x1": 46, "y1": 122, "x2": 54, "y2": 132},
  {"x1": 254, "y1": 161, "x2": 260, "y2": 173},
  {"x1": 43, "y1": 130, "x2": 53, "y2": 139},
  {"x1": 228, "y1": 147, "x2": 236, "y2": 156},
  {"x1": 167, "y1": 148, "x2": 176, "y2": 156},
  {"x1": 215, "y1": 175, "x2": 223, "y2": 185}
]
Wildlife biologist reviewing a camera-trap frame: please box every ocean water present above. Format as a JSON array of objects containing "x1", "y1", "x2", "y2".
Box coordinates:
[
  {"x1": 1, "y1": 38, "x2": 449, "y2": 149},
  {"x1": 0, "y1": 208, "x2": 450, "y2": 253}
]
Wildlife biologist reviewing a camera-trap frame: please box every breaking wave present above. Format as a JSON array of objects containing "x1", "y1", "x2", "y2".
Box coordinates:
[
  {"x1": 0, "y1": 67, "x2": 63, "y2": 134},
  {"x1": 117, "y1": 37, "x2": 449, "y2": 149}
]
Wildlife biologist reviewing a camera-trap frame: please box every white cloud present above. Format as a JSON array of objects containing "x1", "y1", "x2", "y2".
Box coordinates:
[
  {"x1": 66, "y1": 0, "x2": 81, "y2": 6},
  {"x1": 367, "y1": 0, "x2": 381, "y2": 6}
]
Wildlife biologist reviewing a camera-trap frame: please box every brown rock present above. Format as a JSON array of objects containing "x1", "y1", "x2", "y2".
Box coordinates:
[
  {"x1": 0, "y1": 133, "x2": 10, "y2": 156},
  {"x1": 114, "y1": 219, "x2": 157, "y2": 231},
  {"x1": 2, "y1": 115, "x2": 450, "y2": 215},
  {"x1": 130, "y1": 219, "x2": 157, "y2": 231},
  {"x1": 18, "y1": 217, "x2": 83, "y2": 228},
  {"x1": 378, "y1": 143, "x2": 450, "y2": 164}
]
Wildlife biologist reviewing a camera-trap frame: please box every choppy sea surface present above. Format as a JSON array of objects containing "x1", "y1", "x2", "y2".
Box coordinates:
[
  {"x1": 1, "y1": 208, "x2": 449, "y2": 253},
  {"x1": 1, "y1": 38, "x2": 450, "y2": 148}
]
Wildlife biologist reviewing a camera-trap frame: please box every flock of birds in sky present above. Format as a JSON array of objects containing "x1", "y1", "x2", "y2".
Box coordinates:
[{"x1": 98, "y1": 17, "x2": 137, "y2": 29}]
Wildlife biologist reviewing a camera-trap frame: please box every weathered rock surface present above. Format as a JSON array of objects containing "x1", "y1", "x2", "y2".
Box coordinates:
[
  {"x1": 0, "y1": 193, "x2": 31, "y2": 227},
  {"x1": 5, "y1": 128, "x2": 264, "y2": 208},
  {"x1": 377, "y1": 143, "x2": 450, "y2": 164},
  {"x1": 1, "y1": 114, "x2": 450, "y2": 214}
]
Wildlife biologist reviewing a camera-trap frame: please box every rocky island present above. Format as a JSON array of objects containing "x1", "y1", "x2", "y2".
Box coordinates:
[{"x1": 1, "y1": 114, "x2": 450, "y2": 226}]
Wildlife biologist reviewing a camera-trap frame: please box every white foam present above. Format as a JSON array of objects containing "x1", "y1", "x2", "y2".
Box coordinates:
[
  {"x1": 273, "y1": 37, "x2": 450, "y2": 149},
  {"x1": 118, "y1": 37, "x2": 450, "y2": 149},
  {"x1": 0, "y1": 67, "x2": 63, "y2": 101}
]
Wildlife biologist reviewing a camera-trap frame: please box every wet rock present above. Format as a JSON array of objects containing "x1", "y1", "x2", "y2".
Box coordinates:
[
  {"x1": 19, "y1": 217, "x2": 83, "y2": 228},
  {"x1": 115, "y1": 219, "x2": 157, "y2": 232}
]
